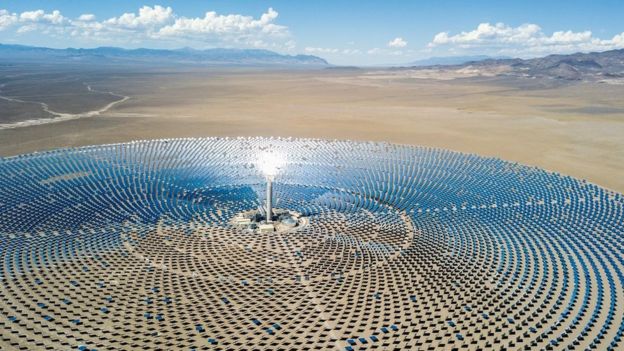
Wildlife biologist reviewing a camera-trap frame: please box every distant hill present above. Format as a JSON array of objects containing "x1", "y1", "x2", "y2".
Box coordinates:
[
  {"x1": 406, "y1": 49, "x2": 624, "y2": 81},
  {"x1": 404, "y1": 55, "x2": 506, "y2": 67},
  {"x1": 0, "y1": 44, "x2": 329, "y2": 67}
]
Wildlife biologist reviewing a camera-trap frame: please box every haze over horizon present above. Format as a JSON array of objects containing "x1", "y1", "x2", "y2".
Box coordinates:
[{"x1": 1, "y1": 0, "x2": 624, "y2": 65}]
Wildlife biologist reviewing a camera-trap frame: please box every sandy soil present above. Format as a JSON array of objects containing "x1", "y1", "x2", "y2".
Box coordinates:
[{"x1": 0, "y1": 68, "x2": 622, "y2": 193}]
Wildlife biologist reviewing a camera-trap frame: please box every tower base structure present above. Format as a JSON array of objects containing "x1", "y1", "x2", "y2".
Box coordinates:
[{"x1": 231, "y1": 208, "x2": 307, "y2": 234}]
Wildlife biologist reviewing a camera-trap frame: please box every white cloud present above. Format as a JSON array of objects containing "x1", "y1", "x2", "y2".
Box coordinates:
[
  {"x1": 19, "y1": 10, "x2": 65, "y2": 24},
  {"x1": 428, "y1": 22, "x2": 624, "y2": 56},
  {"x1": 548, "y1": 30, "x2": 592, "y2": 43},
  {"x1": 0, "y1": 9, "x2": 18, "y2": 30},
  {"x1": 0, "y1": 6, "x2": 292, "y2": 50},
  {"x1": 388, "y1": 37, "x2": 407, "y2": 48},
  {"x1": 284, "y1": 40, "x2": 296, "y2": 50},
  {"x1": 105, "y1": 5, "x2": 173, "y2": 29},
  {"x1": 342, "y1": 48, "x2": 361, "y2": 55},
  {"x1": 305, "y1": 47, "x2": 362, "y2": 55},
  {"x1": 430, "y1": 23, "x2": 541, "y2": 46},
  {"x1": 19, "y1": 10, "x2": 44, "y2": 22},
  {"x1": 157, "y1": 7, "x2": 287, "y2": 41},
  {"x1": 17, "y1": 24, "x2": 37, "y2": 33},
  {"x1": 305, "y1": 47, "x2": 339, "y2": 54},
  {"x1": 366, "y1": 47, "x2": 409, "y2": 56},
  {"x1": 45, "y1": 10, "x2": 65, "y2": 25},
  {"x1": 77, "y1": 14, "x2": 96, "y2": 22}
]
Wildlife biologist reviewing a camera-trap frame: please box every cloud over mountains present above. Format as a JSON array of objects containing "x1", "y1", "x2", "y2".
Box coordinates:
[
  {"x1": 1, "y1": 5, "x2": 624, "y2": 64},
  {"x1": 429, "y1": 22, "x2": 624, "y2": 56}
]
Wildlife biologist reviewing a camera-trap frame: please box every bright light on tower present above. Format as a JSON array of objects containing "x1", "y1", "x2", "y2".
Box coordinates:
[
  {"x1": 256, "y1": 151, "x2": 285, "y2": 223},
  {"x1": 257, "y1": 151, "x2": 285, "y2": 180}
]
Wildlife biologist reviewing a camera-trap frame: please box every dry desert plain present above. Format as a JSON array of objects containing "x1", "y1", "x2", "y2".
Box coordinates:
[{"x1": 1, "y1": 67, "x2": 623, "y2": 193}]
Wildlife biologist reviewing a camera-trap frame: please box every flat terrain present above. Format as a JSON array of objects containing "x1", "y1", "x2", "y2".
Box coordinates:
[{"x1": 1, "y1": 65, "x2": 623, "y2": 192}]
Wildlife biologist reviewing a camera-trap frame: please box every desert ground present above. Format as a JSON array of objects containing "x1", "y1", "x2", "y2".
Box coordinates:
[{"x1": 1, "y1": 65, "x2": 623, "y2": 193}]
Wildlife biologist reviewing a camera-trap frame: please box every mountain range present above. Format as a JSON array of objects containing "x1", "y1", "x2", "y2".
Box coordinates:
[
  {"x1": 1, "y1": 43, "x2": 623, "y2": 81},
  {"x1": 403, "y1": 55, "x2": 509, "y2": 67},
  {"x1": 409, "y1": 49, "x2": 624, "y2": 81},
  {"x1": 0, "y1": 44, "x2": 328, "y2": 67}
]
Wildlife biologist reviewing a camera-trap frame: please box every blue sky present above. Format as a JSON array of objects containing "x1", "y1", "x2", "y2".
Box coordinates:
[{"x1": 1, "y1": 0, "x2": 623, "y2": 65}]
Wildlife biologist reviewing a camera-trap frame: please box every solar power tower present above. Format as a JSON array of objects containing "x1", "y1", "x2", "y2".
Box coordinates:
[
  {"x1": 258, "y1": 151, "x2": 281, "y2": 223},
  {"x1": 265, "y1": 174, "x2": 273, "y2": 222}
]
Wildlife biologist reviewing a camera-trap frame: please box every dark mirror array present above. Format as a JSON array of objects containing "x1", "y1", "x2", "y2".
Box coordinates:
[{"x1": 0, "y1": 137, "x2": 622, "y2": 350}]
